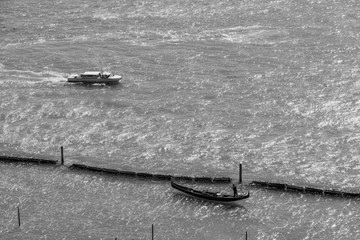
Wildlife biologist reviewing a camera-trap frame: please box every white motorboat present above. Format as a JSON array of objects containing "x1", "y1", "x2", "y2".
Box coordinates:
[{"x1": 67, "y1": 71, "x2": 122, "y2": 84}]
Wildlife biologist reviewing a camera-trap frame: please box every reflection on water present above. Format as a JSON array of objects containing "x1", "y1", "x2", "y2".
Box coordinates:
[{"x1": 171, "y1": 192, "x2": 248, "y2": 211}]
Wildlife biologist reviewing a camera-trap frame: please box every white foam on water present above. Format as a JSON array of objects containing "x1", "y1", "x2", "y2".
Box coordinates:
[{"x1": 1, "y1": 0, "x2": 360, "y2": 238}]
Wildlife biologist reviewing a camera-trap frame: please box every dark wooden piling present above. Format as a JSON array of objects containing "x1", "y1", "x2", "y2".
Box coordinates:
[
  {"x1": 153, "y1": 174, "x2": 172, "y2": 181},
  {"x1": 286, "y1": 185, "x2": 305, "y2": 192},
  {"x1": 213, "y1": 177, "x2": 231, "y2": 183},
  {"x1": 304, "y1": 187, "x2": 324, "y2": 194},
  {"x1": 175, "y1": 176, "x2": 194, "y2": 182},
  {"x1": 239, "y1": 163, "x2": 242, "y2": 184},
  {"x1": 324, "y1": 189, "x2": 343, "y2": 196},
  {"x1": 267, "y1": 182, "x2": 287, "y2": 190},
  {"x1": 102, "y1": 168, "x2": 119, "y2": 175},
  {"x1": 18, "y1": 207, "x2": 21, "y2": 227},
  {"x1": 250, "y1": 181, "x2": 269, "y2": 187},
  {"x1": 87, "y1": 166, "x2": 103, "y2": 172},
  {"x1": 39, "y1": 159, "x2": 57, "y2": 164},
  {"x1": 0, "y1": 156, "x2": 56, "y2": 164},
  {"x1": 60, "y1": 146, "x2": 64, "y2": 165},
  {"x1": 70, "y1": 163, "x2": 88, "y2": 169},
  {"x1": 118, "y1": 170, "x2": 137, "y2": 177},
  {"x1": 152, "y1": 224, "x2": 154, "y2": 240},
  {"x1": 194, "y1": 176, "x2": 212, "y2": 183},
  {"x1": 137, "y1": 172, "x2": 154, "y2": 179},
  {"x1": 343, "y1": 192, "x2": 360, "y2": 198}
]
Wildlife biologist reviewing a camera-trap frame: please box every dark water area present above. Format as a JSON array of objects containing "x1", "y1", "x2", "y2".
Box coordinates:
[{"x1": 1, "y1": 0, "x2": 360, "y2": 239}]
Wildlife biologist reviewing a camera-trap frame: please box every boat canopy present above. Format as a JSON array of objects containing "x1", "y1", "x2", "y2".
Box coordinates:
[{"x1": 81, "y1": 71, "x2": 101, "y2": 76}]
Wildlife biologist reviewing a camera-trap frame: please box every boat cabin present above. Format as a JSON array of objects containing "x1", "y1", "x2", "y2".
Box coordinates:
[
  {"x1": 80, "y1": 71, "x2": 102, "y2": 78},
  {"x1": 79, "y1": 71, "x2": 112, "y2": 79}
]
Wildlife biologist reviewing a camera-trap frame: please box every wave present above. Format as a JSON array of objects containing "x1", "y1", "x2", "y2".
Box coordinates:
[
  {"x1": 93, "y1": 11, "x2": 120, "y2": 20},
  {"x1": 200, "y1": 25, "x2": 288, "y2": 44}
]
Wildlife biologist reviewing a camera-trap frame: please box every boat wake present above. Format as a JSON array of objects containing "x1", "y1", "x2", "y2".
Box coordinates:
[{"x1": 0, "y1": 68, "x2": 67, "y2": 84}]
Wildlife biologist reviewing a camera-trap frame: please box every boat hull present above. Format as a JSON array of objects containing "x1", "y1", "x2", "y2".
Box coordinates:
[
  {"x1": 67, "y1": 76, "x2": 122, "y2": 84},
  {"x1": 171, "y1": 181, "x2": 249, "y2": 202},
  {"x1": 67, "y1": 72, "x2": 122, "y2": 84}
]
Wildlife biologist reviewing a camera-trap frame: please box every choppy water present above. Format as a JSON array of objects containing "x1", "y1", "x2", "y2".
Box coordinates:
[{"x1": 1, "y1": 0, "x2": 360, "y2": 239}]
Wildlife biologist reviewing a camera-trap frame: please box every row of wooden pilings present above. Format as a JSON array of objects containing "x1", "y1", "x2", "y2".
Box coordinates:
[
  {"x1": 250, "y1": 181, "x2": 360, "y2": 198},
  {"x1": 15, "y1": 208, "x2": 249, "y2": 240},
  {"x1": 66, "y1": 146, "x2": 234, "y2": 183},
  {"x1": 70, "y1": 163, "x2": 232, "y2": 183},
  {"x1": 1, "y1": 146, "x2": 360, "y2": 198},
  {"x1": 0, "y1": 146, "x2": 233, "y2": 183},
  {"x1": 4, "y1": 147, "x2": 248, "y2": 238}
]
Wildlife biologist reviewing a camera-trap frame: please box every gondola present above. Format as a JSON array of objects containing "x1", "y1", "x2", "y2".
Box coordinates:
[{"x1": 171, "y1": 181, "x2": 250, "y2": 202}]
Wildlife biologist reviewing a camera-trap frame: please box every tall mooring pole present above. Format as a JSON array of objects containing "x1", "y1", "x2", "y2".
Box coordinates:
[
  {"x1": 17, "y1": 207, "x2": 21, "y2": 227},
  {"x1": 60, "y1": 146, "x2": 64, "y2": 165},
  {"x1": 239, "y1": 163, "x2": 242, "y2": 184},
  {"x1": 152, "y1": 224, "x2": 154, "y2": 240}
]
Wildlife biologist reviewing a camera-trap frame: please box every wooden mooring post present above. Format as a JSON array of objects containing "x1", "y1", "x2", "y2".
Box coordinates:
[
  {"x1": 17, "y1": 207, "x2": 21, "y2": 227},
  {"x1": 152, "y1": 224, "x2": 154, "y2": 240},
  {"x1": 60, "y1": 146, "x2": 64, "y2": 165},
  {"x1": 239, "y1": 163, "x2": 242, "y2": 184}
]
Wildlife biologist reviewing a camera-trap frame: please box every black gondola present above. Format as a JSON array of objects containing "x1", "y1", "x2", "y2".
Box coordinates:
[{"x1": 171, "y1": 181, "x2": 250, "y2": 202}]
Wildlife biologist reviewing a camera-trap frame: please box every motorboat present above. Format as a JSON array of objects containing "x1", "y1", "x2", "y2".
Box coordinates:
[{"x1": 67, "y1": 71, "x2": 122, "y2": 84}]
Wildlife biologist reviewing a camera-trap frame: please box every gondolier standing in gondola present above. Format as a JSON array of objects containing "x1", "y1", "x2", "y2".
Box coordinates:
[{"x1": 232, "y1": 184, "x2": 238, "y2": 197}]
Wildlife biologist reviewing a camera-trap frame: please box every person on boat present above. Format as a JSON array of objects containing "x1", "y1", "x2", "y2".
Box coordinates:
[{"x1": 232, "y1": 184, "x2": 238, "y2": 197}]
